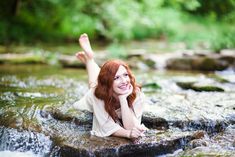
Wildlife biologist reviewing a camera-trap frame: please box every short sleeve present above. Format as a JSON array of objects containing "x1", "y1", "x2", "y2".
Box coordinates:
[
  {"x1": 91, "y1": 99, "x2": 122, "y2": 137},
  {"x1": 133, "y1": 91, "x2": 146, "y2": 122},
  {"x1": 73, "y1": 88, "x2": 94, "y2": 112}
]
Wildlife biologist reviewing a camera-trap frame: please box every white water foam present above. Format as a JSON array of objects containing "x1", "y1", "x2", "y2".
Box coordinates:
[{"x1": 0, "y1": 150, "x2": 42, "y2": 157}]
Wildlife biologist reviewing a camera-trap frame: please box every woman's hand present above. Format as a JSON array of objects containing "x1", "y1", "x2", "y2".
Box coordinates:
[
  {"x1": 118, "y1": 84, "x2": 133, "y2": 101},
  {"x1": 128, "y1": 127, "x2": 145, "y2": 139}
]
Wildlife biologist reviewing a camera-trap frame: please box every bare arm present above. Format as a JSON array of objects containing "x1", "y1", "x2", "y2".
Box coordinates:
[
  {"x1": 77, "y1": 33, "x2": 100, "y2": 88},
  {"x1": 119, "y1": 96, "x2": 141, "y2": 130},
  {"x1": 112, "y1": 127, "x2": 142, "y2": 139},
  {"x1": 118, "y1": 85, "x2": 144, "y2": 130}
]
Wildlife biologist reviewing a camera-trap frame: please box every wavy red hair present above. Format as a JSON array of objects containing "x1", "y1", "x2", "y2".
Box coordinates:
[{"x1": 94, "y1": 60, "x2": 139, "y2": 122}]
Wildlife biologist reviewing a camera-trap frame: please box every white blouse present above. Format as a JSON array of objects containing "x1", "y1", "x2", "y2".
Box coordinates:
[{"x1": 73, "y1": 88, "x2": 145, "y2": 137}]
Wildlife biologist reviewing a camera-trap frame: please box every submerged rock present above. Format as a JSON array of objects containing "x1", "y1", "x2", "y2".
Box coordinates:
[
  {"x1": 166, "y1": 52, "x2": 234, "y2": 71},
  {"x1": 59, "y1": 129, "x2": 197, "y2": 157},
  {"x1": 142, "y1": 112, "x2": 169, "y2": 130},
  {"x1": 176, "y1": 81, "x2": 225, "y2": 92}
]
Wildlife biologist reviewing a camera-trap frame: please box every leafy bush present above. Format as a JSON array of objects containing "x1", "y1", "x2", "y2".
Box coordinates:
[{"x1": 0, "y1": 0, "x2": 235, "y2": 51}]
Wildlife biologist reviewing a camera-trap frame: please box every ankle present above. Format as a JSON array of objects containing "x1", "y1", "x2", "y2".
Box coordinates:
[{"x1": 85, "y1": 58, "x2": 95, "y2": 64}]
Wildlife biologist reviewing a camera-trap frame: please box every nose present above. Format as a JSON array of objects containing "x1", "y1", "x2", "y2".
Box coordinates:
[{"x1": 120, "y1": 76, "x2": 128, "y2": 82}]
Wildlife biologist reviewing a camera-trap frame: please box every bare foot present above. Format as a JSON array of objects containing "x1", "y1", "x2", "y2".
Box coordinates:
[
  {"x1": 75, "y1": 51, "x2": 86, "y2": 64},
  {"x1": 79, "y1": 33, "x2": 94, "y2": 59}
]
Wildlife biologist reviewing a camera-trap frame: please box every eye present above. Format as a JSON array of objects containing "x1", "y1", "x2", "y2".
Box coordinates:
[
  {"x1": 124, "y1": 73, "x2": 129, "y2": 77},
  {"x1": 114, "y1": 76, "x2": 120, "y2": 80}
]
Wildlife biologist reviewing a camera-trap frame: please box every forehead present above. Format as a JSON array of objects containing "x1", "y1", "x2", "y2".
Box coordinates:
[{"x1": 115, "y1": 65, "x2": 127, "y2": 76}]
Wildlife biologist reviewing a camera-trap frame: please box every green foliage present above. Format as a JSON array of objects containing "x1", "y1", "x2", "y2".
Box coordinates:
[
  {"x1": 191, "y1": 0, "x2": 235, "y2": 20},
  {"x1": 163, "y1": 0, "x2": 201, "y2": 11},
  {"x1": 106, "y1": 43, "x2": 126, "y2": 58},
  {"x1": 210, "y1": 27, "x2": 235, "y2": 52},
  {"x1": 1, "y1": 0, "x2": 235, "y2": 51}
]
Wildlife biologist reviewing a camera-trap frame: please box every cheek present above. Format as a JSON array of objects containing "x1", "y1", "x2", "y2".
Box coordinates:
[{"x1": 112, "y1": 81, "x2": 118, "y2": 90}]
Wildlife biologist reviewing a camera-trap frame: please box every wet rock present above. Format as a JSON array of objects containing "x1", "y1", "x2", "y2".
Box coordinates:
[
  {"x1": 40, "y1": 110, "x2": 50, "y2": 119},
  {"x1": 142, "y1": 82, "x2": 161, "y2": 93},
  {"x1": 126, "y1": 57, "x2": 149, "y2": 70},
  {"x1": 0, "y1": 53, "x2": 45, "y2": 64},
  {"x1": 166, "y1": 57, "x2": 193, "y2": 70},
  {"x1": 176, "y1": 81, "x2": 195, "y2": 89},
  {"x1": 142, "y1": 82, "x2": 161, "y2": 89},
  {"x1": 142, "y1": 112, "x2": 169, "y2": 130},
  {"x1": 126, "y1": 53, "x2": 157, "y2": 70},
  {"x1": 220, "y1": 49, "x2": 235, "y2": 56},
  {"x1": 188, "y1": 139, "x2": 209, "y2": 148},
  {"x1": 0, "y1": 111, "x2": 43, "y2": 133},
  {"x1": 176, "y1": 81, "x2": 224, "y2": 92},
  {"x1": 189, "y1": 84, "x2": 224, "y2": 92},
  {"x1": 226, "y1": 114, "x2": 235, "y2": 124},
  {"x1": 59, "y1": 129, "x2": 196, "y2": 157},
  {"x1": 49, "y1": 108, "x2": 93, "y2": 126},
  {"x1": 171, "y1": 119, "x2": 228, "y2": 134},
  {"x1": 58, "y1": 55, "x2": 85, "y2": 68},
  {"x1": 192, "y1": 56, "x2": 228, "y2": 71},
  {"x1": 210, "y1": 74, "x2": 230, "y2": 83},
  {"x1": 219, "y1": 49, "x2": 235, "y2": 67},
  {"x1": 166, "y1": 54, "x2": 231, "y2": 71},
  {"x1": 192, "y1": 130, "x2": 206, "y2": 139},
  {"x1": 142, "y1": 58, "x2": 156, "y2": 69},
  {"x1": 211, "y1": 124, "x2": 235, "y2": 149},
  {"x1": 145, "y1": 91, "x2": 235, "y2": 135},
  {"x1": 188, "y1": 131, "x2": 209, "y2": 148},
  {"x1": 126, "y1": 51, "x2": 145, "y2": 59}
]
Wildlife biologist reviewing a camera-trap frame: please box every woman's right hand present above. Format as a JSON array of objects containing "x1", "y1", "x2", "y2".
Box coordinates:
[{"x1": 128, "y1": 127, "x2": 145, "y2": 139}]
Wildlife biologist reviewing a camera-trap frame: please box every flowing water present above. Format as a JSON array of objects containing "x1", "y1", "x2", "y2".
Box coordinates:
[{"x1": 0, "y1": 64, "x2": 234, "y2": 157}]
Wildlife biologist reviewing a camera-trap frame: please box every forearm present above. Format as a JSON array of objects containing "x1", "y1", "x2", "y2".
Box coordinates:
[
  {"x1": 120, "y1": 99, "x2": 140, "y2": 130},
  {"x1": 112, "y1": 128, "x2": 131, "y2": 138}
]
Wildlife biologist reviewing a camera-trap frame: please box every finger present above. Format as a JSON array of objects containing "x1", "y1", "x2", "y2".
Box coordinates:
[{"x1": 129, "y1": 84, "x2": 133, "y2": 90}]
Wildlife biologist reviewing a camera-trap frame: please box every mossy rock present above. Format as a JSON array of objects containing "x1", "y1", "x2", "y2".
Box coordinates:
[
  {"x1": 143, "y1": 58, "x2": 156, "y2": 68},
  {"x1": 192, "y1": 57, "x2": 228, "y2": 71},
  {"x1": 0, "y1": 54, "x2": 45, "y2": 64},
  {"x1": 176, "y1": 82, "x2": 195, "y2": 89},
  {"x1": 176, "y1": 82, "x2": 224, "y2": 92},
  {"x1": 58, "y1": 55, "x2": 85, "y2": 68},
  {"x1": 142, "y1": 82, "x2": 161, "y2": 89},
  {"x1": 166, "y1": 58, "x2": 193, "y2": 70},
  {"x1": 208, "y1": 74, "x2": 230, "y2": 83},
  {"x1": 191, "y1": 85, "x2": 224, "y2": 92}
]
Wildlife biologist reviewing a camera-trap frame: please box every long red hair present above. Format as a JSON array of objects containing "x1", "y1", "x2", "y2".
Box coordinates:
[{"x1": 94, "y1": 60, "x2": 139, "y2": 122}]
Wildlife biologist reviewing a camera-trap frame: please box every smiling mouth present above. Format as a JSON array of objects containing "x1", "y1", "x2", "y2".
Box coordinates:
[{"x1": 118, "y1": 83, "x2": 129, "y2": 90}]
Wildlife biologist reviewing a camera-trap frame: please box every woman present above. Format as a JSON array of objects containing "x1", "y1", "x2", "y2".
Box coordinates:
[{"x1": 73, "y1": 33, "x2": 148, "y2": 139}]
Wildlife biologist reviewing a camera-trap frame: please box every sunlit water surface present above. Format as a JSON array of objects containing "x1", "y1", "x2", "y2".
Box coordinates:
[{"x1": 0, "y1": 64, "x2": 234, "y2": 157}]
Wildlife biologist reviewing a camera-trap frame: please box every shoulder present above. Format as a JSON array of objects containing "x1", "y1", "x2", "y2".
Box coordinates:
[{"x1": 89, "y1": 88, "x2": 103, "y2": 102}]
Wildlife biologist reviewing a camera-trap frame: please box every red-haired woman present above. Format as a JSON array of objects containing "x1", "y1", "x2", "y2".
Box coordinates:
[{"x1": 73, "y1": 33, "x2": 148, "y2": 139}]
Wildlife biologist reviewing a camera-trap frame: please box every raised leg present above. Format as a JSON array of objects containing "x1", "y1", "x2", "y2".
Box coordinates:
[{"x1": 76, "y1": 33, "x2": 100, "y2": 88}]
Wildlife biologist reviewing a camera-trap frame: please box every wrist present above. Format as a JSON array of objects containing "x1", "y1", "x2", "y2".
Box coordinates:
[{"x1": 127, "y1": 130, "x2": 132, "y2": 138}]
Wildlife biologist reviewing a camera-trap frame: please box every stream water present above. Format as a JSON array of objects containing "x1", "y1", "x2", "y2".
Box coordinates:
[{"x1": 0, "y1": 64, "x2": 234, "y2": 157}]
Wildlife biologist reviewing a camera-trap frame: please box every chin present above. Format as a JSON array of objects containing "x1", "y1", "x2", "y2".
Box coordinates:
[{"x1": 116, "y1": 90, "x2": 130, "y2": 95}]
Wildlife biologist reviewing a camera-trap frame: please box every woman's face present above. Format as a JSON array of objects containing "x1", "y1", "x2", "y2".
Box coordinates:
[{"x1": 112, "y1": 65, "x2": 131, "y2": 96}]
